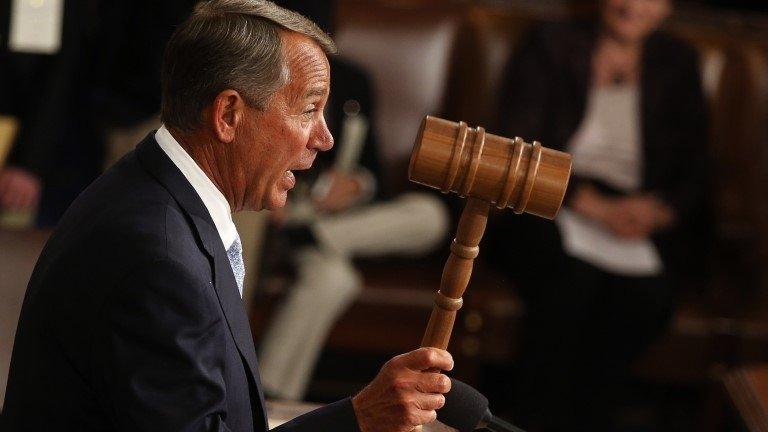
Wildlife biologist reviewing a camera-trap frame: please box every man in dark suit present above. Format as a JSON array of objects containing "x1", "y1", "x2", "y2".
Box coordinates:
[{"x1": 1, "y1": 1, "x2": 452, "y2": 431}]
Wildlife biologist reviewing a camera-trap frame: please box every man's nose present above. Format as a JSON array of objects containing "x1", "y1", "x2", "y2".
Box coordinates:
[{"x1": 312, "y1": 123, "x2": 334, "y2": 152}]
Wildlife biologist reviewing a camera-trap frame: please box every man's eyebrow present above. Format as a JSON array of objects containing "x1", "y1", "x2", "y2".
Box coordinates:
[{"x1": 303, "y1": 86, "x2": 327, "y2": 99}]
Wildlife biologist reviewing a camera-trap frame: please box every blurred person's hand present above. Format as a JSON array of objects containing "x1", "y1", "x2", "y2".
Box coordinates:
[
  {"x1": 352, "y1": 347, "x2": 453, "y2": 432},
  {"x1": 0, "y1": 166, "x2": 41, "y2": 211},
  {"x1": 313, "y1": 170, "x2": 365, "y2": 213},
  {"x1": 603, "y1": 197, "x2": 655, "y2": 239},
  {"x1": 648, "y1": 194, "x2": 675, "y2": 230},
  {"x1": 572, "y1": 185, "x2": 676, "y2": 239},
  {"x1": 621, "y1": 194, "x2": 675, "y2": 232}
]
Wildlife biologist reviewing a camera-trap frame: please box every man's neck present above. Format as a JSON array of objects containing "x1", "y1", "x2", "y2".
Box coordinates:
[{"x1": 167, "y1": 126, "x2": 239, "y2": 211}]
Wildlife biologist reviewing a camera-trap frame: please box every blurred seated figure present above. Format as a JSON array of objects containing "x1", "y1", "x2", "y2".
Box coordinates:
[
  {"x1": 0, "y1": 1, "x2": 103, "y2": 226},
  {"x1": 0, "y1": 0, "x2": 194, "y2": 226},
  {"x1": 486, "y1": 0, "x2": 710, "y2": 430},
  {"x1": 257, "y1": 0, "x2": 449, "y2": 401}
]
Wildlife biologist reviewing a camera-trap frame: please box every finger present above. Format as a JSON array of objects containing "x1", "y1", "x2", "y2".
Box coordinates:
[
  {"x1": 414, "y1": 392, "x2": 446, "y2": 411},
  {"x1": 415, "y1": 372, "x2": 451, "y2": 394},
  {"x1": 407, "y1": 407, "x2": 438, "y2": 427},
  {"x1": 399, "y1": 348, "x2": 454, "y2": 372}
]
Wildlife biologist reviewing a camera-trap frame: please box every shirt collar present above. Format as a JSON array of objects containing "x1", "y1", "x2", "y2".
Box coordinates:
[{"x1": 155, "y1": 125, "x2": 238, "y2": 250}]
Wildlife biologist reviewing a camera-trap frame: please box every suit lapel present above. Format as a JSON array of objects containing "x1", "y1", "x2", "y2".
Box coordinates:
[
  {"x1": 192, "y1": 213, "x2": 268, "y2": 425},
  {"x1": 135, "y1": 133, "x2": 268, "y2": 426}
]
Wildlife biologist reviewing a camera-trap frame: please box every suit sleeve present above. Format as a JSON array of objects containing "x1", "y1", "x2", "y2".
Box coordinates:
[
  {"x1": 95, "y1": 258, "x2": 233, "y2": 432},
  {"x1": 271, "y1": 398, "x2": 360, "y2": 432}
]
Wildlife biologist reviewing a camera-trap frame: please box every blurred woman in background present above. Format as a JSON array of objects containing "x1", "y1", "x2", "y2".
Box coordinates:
[{"x1": 488, "y1": 0, "x2": 710, "y2": 430}]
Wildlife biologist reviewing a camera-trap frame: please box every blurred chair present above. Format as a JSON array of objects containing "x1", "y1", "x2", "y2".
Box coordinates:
[
  {"x1": 627, "y1": 32, "x2": 768, "y2": 390},
  {"x1": 0, "y1": 229, "x2": 50, "y2": 409},
  {"x1": 334, "y1": 0, "x2": 462, "y2": 192},
  {"x1": 708, "y1": 41, "x2": 768, "y2": 298},
  {"x1": 444, "y1": 6, "x2": 535, "y2": 129}
]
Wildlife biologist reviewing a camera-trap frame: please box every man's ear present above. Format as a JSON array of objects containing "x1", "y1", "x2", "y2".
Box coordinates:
[{"x1": 211, "y1": 90, "x2": 245, "y2": 143}]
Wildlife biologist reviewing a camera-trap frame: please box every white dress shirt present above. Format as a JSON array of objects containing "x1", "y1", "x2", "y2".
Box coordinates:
[
  {"x1": 155, "y1": 125, "x2": 238, "y2": 251},
  {"x1": 556, "y1": 85, "x2": 662, "y2": 276}
]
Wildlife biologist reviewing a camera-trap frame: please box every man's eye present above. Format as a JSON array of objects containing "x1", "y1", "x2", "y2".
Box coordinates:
[{"x1": 302, "y1": 108, "x2": 318, "y2": 119}]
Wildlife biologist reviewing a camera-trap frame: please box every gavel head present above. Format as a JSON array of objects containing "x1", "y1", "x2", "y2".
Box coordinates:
[{"x1": 409, "y1": 116, "x2": 572, "y2": 219}]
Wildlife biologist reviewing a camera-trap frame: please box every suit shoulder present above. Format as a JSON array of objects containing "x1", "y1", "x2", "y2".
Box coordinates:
[
  {"x1": 104, "y1": 195, "x2": 201, "y2": 263},
  {"x1": 56, "y1": 153, "x2": 202, "y2": 264}
]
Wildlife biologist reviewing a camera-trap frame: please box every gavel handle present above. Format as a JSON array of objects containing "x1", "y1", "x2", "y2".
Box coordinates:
[
  {"x1": 422, "y1": 197, "x2": 490, "y2": 349},
  {"x1": 412, "y1": 197, "x2": 491, "y2": 432}
]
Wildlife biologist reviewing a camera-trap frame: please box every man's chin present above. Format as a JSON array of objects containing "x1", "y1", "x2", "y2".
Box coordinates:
[{"x1": 264, "y1": 191, "x2": 288, "y2": 211}]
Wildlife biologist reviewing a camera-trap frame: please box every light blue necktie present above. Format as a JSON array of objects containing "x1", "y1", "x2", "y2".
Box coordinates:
[{"x1": 226, "y1": 233, "x2": 245, "y2": 297}]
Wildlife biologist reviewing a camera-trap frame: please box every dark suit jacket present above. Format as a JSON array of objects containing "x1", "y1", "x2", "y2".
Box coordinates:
[
  {"x1": 1, "y1": 134, "x2": 360, "y2": 432},
  {"x1": 487, "y1": 23, "x2": 712, "y2": 280}
]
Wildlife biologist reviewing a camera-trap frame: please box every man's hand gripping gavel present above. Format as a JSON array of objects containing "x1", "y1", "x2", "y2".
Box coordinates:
[{"x1": 352, "y1": 347, "x2": 454, "y2": 432}]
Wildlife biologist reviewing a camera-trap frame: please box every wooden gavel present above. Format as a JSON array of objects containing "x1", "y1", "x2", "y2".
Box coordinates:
[{"x1": 410, "y1": 115, "x2": 572, "y2": 356}]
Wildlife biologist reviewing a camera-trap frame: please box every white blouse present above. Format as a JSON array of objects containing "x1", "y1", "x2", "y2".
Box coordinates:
[{"x1": 556, "y1": 85, "x2": 663, "y2": 276}]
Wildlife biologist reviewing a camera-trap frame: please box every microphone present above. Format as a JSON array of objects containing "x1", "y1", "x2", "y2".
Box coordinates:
[{"x1": 437, "y1": 378, "x2": 527, "y2": 432}]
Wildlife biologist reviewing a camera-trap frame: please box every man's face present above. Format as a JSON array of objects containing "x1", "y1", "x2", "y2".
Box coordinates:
[{"x1": 235, "y1": 32, "x2": 333, "y2": 211}]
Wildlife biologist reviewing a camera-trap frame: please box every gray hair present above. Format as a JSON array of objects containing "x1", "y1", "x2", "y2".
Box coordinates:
[{"x1": 161, "y1": 0, "x2": 337, "y2": 132}]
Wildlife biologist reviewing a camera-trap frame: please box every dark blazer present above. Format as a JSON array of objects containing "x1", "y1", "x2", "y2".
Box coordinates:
[
  {"x1": 1, "y1": 134, "x2": 360, "y2": 432},
  {"x1": 488, "y1": 23, "x2": 711, "y2": 278}
]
